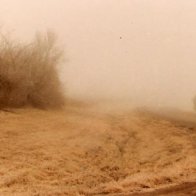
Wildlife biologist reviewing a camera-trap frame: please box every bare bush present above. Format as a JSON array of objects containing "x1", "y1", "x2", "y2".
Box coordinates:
[
  {"x1": 193, "y1": 96, "x2": 196, "y2": 111},
  {"x1": 0, "y1": 31, "x2": 65, "y2": 109}
]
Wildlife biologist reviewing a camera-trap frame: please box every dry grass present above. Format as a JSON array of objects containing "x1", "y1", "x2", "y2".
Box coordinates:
[
  {"x1": 0, "y1": 31, "x2": 65, "y2": 109},
  {"x1": 0, "y1": 103, "x2": 195, "y2": 195}
]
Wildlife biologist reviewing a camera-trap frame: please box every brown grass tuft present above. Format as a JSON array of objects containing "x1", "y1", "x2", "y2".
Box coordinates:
[{"x1": 0, "y1": 31, "x2": 65, "y2": 109}]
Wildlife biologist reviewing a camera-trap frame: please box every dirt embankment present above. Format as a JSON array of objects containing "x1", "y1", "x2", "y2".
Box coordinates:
[{"x1": 0, "y1": 103, "x2": 195, "y2": 195}]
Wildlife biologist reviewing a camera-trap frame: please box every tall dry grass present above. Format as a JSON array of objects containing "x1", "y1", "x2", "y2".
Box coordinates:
[{"x1": 0, "y1": 31, "x2": 65, "y2": 109}]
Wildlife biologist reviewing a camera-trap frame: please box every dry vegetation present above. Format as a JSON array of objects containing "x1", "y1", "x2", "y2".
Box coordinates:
[
  {"x1": 0, "y1": 31, "x2": 64, "y2": 109},
  {"x1": 0, "y1": 31, "x2": 195, "y2": 195},
  {"x1": 193, "y1": 96, "x2": 196, "y2": 112},
  {"x1": 0, "y1": 103, "x2": 195, "y2": 195}
]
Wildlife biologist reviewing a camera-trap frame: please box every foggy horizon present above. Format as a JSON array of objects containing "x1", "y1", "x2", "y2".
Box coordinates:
[{"x1": 1, "y1": 0, "x2": 196, "y2": 110}]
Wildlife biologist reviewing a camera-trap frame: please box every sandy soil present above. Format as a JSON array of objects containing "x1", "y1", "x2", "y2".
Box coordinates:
[{"x1": 0, "y1": 103, "x2": 195, "y2": 195}]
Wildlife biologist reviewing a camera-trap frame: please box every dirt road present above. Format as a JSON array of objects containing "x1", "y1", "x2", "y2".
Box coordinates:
[{"x1": 0, "y1": 103, "x2": 195, "y2": 195}]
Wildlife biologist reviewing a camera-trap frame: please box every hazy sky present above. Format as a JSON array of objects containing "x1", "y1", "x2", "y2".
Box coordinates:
[{"x1": 1, "y1": 0, "x2": 196, "y2": 109}]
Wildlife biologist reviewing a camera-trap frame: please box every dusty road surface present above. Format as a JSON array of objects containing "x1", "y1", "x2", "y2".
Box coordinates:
[{"x1": 0, "y1": 103, "x2": 196, "y2": 195}]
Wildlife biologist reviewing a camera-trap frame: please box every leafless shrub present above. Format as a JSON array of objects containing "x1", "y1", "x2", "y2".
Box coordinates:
[
  {"x1": 0, "y1": 31, "x2": 65, "y2": 109},
  {"x1": 193, "y1": 96, "x2": 196, "y2": 111}
]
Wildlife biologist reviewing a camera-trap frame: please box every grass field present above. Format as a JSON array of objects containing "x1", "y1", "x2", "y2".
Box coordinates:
[{"x1": 0, "y1": 102, "x2": 195, "y2": 195}]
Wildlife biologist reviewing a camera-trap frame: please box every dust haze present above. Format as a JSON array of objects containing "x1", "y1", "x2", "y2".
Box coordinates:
[
  {"x1": 0, "y1": 1, "x2": 196, "y2": 196},
  {"x1": 1, "y1": 0, "x2": 196, "y2": 110}
]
